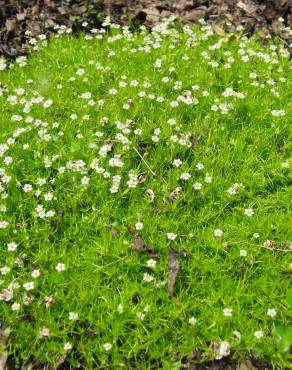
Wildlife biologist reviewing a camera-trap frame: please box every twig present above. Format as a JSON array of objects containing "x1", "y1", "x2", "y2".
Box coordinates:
[{"x1": 133, "y1": 146, "x2": 167, "y2": 184}]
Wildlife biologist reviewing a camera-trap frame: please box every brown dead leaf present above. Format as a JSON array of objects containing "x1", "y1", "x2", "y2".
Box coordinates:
[
  {"x1": 5, "y1": 19, "x2": 16, "y2": 34},
  {"x1": 16, "y1": 12, "x2": 27, "y2": 22},
  {"x1": 167, "y1": 248, "x2": 180, "y2": 297},
  {"x1": 212, "y1": 24, "x2": 226, "y2": 37},
  {"x1": 133, "y1": 235, "x2": 159, "y2": 258},
  {"x1": 133, "y1": 235, "x2": 144, "y2": 251}
]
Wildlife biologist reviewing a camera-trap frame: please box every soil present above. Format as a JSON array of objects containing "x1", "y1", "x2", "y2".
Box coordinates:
[{"x1": 1, "y1": 1, "x2": 292, "y2": 59}]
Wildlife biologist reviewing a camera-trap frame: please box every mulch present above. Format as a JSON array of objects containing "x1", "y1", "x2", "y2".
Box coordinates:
[{"x1": 0, "y1": 0, "x2": 292, "y2": 59}]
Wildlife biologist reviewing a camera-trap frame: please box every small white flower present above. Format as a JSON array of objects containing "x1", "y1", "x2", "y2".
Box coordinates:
[
  {"x1": 173, "y1": 159, "x2": 182, "y2": 167},
  {"x1": 193, "y1": 182, "x2": 202, "y2": 190},
  {"x1": 167, "y1": 233, "x2": 177, "y2": 241},
  {"x1": 23, "y1": 281, "x2": 34, "y2": 291},
  {"x1": 223, "y1": 308, "x2": 233, "y2": 317},
  {"x1": 69, "y1": 312, "x2": 78, "y2": 321},
  {"x1": 135, "y1": 221, "x2": 144, "y2": 231},
  {"x1": 244, "y1": 208, "x2": 255, "y2": 217},
  {"x1": 56, "y1": 263, "x2": 65, "y2": 272},
  {"x1": 204, "y1": 176, "x2": 212, "y2": 183},
  {"x1": 253, "y1": 233, "x2": 260, "y2": 239},
  {"x1": 7, "y1": 242, "x2": 17, "y2": 252},
  {"x1": 64, "y1": 342, "x2": 72, "y2": 351},
  {"x1": 214, "y1": 229, "x2": 223, "y2": 237},
  {"x1": 11, "y1": 302, "x2": 20, "y2": 311},
  {"x1": 188, "y1": 316, "x2": 197, "y2": 325},
  {"x1": 196, "y1": 163, "x2": 204, "y2": 170},
  {"x1": 281, "y1": 162, "x2": 289, "y2": 168},
  {"x1": 240, "y1": 250, "x2": 247, "y2": 257},
  {"x1": 143, "y1": 273, "x2": 154, "y2": 283},
  {"x1": 31, "y1": 269, "x2": 40, "y2": 278},
  {"x1": 147, "y1": 259, "x2": 157, "y2": 269},
  {"x1": 180, "y1": 172, "x2": 191, "y2": 181},
  {"x1": 81, "y1": 176, "x2": 89, "y2": 186},
  {"x1": 103, "y1": 343, "x2": 112, "y2": 351},
  {"x1": 267, "y1": 308, "x2": 277, "y2": 318},
  {"x1": 254, "y1": 330, "x2": 264, "y2": 339}
]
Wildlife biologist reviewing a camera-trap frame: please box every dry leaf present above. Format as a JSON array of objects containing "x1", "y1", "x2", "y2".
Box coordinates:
[
  {"x1": 132, "y1": 235, "x2": 159, "y2": 257},
  {"x1": 167, "y1": 248, "x2": 180, "y2": 297},
  {"x1": 133, "y1": 235, "x2": 144, "y2": 251},
  {"x1": 212, "y1": 24, "x2": 226, "y2": 37}
]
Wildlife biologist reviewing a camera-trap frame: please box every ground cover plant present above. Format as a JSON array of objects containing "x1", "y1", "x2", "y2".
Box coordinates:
[{"x1": 0, "y1": 17, "x2": 291, "y2": 369}]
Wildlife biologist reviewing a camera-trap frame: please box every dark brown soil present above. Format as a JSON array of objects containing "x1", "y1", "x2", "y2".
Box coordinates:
[{"x1": 1, "y1": 1, "x2": 292, "y2": 59}]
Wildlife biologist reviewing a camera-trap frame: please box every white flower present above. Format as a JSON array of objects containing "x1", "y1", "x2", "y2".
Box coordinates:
[
  {"x1": 281, "y1": 162, "x2": 289, "y2": 168},
  {"x1": 173, "y1": 159, "x2": 182, "y2": 167},
  {"x1": 240, "y1": 250, "x2": 247, "y2": 257},
  {"x1": 43, "y1": 99, "x2": 53, "y2": 108},
  {"x1": 193, "y1": 182, "x2": 202, "y2": 190},
  {"x1": 11, "y1": 302, "x2": 20, "y2": 311},
  {"x1": 167, "y1": 233, "x2": 177, "y2": 241},
  {"x1": 81, "y1": 176, "x2": 89, "y2": 186},
  {"x1": 180, "y1": 172, "x2": 191, "y2": 180},
  {"x1": 135, "y1": 221, "x2": 144, "y2": 231},
  {"x1": 204, "y1": 176, "x2": 212, "y2": 183},
  {"x1": 7, "y1": 242, "x2": 17, "y2": 252},
  {"x1": 244, "y1": 208, "x2": 255, "y2": 217},
  {"x1": 56, "y1": 263, "x2": 65, "y2": 272},
  {"x1": 214, "y1": 229, "x2": 223, "y2": 237},
  {"x1": 23, "y1": 184, "x2": 33, "y2": 192},
  {"x1": 0, "y1": 266, "x2": 10, "y2": 275},
  {"x1": 167, "y1": 118, "x2": 177, "y2": 126},
  {"x1": 0, "y1": 221, "x2": 8, "y2": 229},
  {"x1": 223, "y1": 308, "x2": 233, "y2": 317},
  {"x1": 64, "y1": 342, "x2": 72, "y2": 351},
  {"x1": 31, "y1": 269, "x2": 40, "y2": 278},
  {"x1": 69, "y1": 312, "x2": 78, "y2": 321},
  {"x1": 143, "y1": 273, "x2": 154, "y2": 283},
  {"x1": 103, "y1": 343, "x2": 112, "y2": 351},
  {"x1": 254, "y1": 330, "x2": 264, "y2": 339},
  {"x1": 196, "y1": 163, "x2": 204, "y2": 170},
  {"x1": 23, "y1": 282, "x2": 34, "y2": 291},
  {"x1": 147, "y1": 259, "x2": 157, "y2": 269},
  {"x1": 267, "y1": 308, "x2": 277, "y2": 318},
  {"x1": 188, "y1": 317, "x2": 197, "y2": 325},
  {"x1": 253, "y1": 233, "x2": 260, "y2": 239}
]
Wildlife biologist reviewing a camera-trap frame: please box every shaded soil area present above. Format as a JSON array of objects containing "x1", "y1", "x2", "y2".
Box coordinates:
[
  {"x1": 1, "y1": 1, "x2": 292, "y2": 59},
  {"x1": 0, "y1": 0, "x2": 104, "y2": 59}
]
